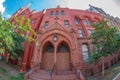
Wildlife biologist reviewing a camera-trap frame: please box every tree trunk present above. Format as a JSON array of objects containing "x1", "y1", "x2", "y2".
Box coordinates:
[{"x1": 102, "y1": 57, "x2": 104, "y2": 77}]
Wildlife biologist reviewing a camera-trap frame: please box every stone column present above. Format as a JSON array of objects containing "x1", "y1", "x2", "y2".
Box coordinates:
[
  {"x1": 54, "y1": 46, "x2": 57, "y2": 73},
  {"x1": 54, "y1": 46, "x2": 56, "y2": 63}
]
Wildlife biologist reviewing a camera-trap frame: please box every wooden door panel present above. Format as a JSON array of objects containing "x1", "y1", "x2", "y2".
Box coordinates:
[
  {"x1": 42, "y1": 52, "x2": 54, "y2": 70},
  {"x1": 57, "y1": 52, "x2": 70, "y2": 71}
]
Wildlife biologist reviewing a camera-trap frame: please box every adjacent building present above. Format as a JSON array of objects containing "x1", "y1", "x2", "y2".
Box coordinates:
[{"x1": 87, "y1": 4, "x2": 120, "y2": 31}]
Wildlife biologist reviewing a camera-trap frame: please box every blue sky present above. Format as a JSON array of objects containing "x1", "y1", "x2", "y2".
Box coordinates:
[
  {"x1": 2, "y1": 0, "x2": 58, "y2": 18},
  {"x1": 1, "y1": 0, "x2": 120, "y2": 18}
]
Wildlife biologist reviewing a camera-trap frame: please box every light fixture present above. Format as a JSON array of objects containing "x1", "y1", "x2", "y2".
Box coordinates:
[{"x1": 53, "y1": 33, "x2": 58, "y2": 42}]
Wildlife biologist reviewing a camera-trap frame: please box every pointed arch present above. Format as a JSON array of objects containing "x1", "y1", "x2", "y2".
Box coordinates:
[
  {"x1": 56, "y1": 41, "x2": 71, "y2": 71},
  {"x1": 57, "y1": 41, "x2": 70, "y2": 53},
  {"x1": 42, "y1": 41, "x2": 54, "y2": 53},
  {"x1": 41, "y1": 41, "x2": 54, "y2": 70}
]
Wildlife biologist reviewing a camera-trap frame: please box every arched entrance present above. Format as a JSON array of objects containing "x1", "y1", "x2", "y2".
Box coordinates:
[
  {"x1": 41, "y1": 42, "x2": 54, "y2": 70},
  {"x1": 57, "y1": 41, "x2": 70, "y2": 71},
  {"x1": 41, "y1": 36, "x2": 71, "y2": 71}
]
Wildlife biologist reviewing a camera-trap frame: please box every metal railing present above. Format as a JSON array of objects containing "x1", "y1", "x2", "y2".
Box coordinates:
[
  {"x1": 26, "y1": 63, "x2": 84, "y2": 80},
  {"x1": 27, "y1": 62, "x2": 41, "y2": 79},
  {"x1": 70, "y1": 63, "x2": 77, "y2": 73},
  {"x1": 50, "y1": 64, "x2": 56, "y2": 80},
  {"x1": 70, "y1": 63, "x2": 84, "y2": 80}
]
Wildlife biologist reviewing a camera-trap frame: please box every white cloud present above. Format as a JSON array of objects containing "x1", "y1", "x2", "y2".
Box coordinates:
[
  {"x1": 0, "y1": 0, "x2": 5, "y2": 14},
  {"x1": 58, "y1": 0, "x2": 120, "y2": 18},
  {"x1": 6, "y1": 14, "x2": 11, "y2": 18}
]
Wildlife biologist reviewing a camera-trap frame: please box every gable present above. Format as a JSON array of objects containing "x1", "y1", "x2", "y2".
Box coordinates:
[{"x1": 48, "y1": 21, "x2": 66, "y2": 31}]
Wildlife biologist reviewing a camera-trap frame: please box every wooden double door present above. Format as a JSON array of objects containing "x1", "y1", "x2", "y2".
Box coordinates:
[
  {"x1": 56, "y1": 52, "x2": 70, "y2": 71},
  {"x1": 41, "y1": 42, "x2": 70, "y2": 71}
]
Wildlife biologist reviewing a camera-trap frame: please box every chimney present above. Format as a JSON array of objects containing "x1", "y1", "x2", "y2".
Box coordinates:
[{"x1": 57, "y1": 5, "x2": 60, "y2": 8}]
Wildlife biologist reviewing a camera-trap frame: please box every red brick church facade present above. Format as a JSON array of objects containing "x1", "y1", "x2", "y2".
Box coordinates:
[{"x1": 11, "y1": 4, "x2": 120, "y2": 80}]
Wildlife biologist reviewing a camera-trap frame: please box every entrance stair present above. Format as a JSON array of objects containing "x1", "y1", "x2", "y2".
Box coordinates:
[
  {"x1": 27, "y1": 70, "x2": 77, "y2": 80},
  {"x1": 25, "y1": 63, "x2": 85, "y2": 80}
]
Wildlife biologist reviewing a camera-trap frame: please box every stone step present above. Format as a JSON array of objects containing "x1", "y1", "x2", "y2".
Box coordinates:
[
  {"x1": 30, "y1": 74, "x2": 76, "y2": 80},
  {"x1": 36, "y1": 70, "x2": 73, "y2": 75},
  {"x1": 54, "y1": 74, "x2": 76, "y2": 79},
  {"x1": 31, "y1": 74, "x2": 51, "y2": 79},
  {"x1": 29, "y1": 77, "x2": 45, "y2": 80},
  {"x1": 28, "y1": 70, "x2": 78, "y2": 80},
  {"x1": 55, "y1": 71, "x2": 73, "y2": 75},
  {"x1": 33, "y1": 73, "x2": 75, "y2": 78}
]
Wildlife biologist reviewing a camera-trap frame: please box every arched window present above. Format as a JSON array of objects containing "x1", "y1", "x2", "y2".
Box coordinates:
[
  {"x1": 61, "y1": 11, "x2": 64, "y2": 16},
  {"x1": 57, "y1": 43, "x2": 69, "y2": 53},
  {"x1": 82, "y1": 44, "x2": 89, "y2": 61},
  {"x1": 56, "y1": 11, "x2": 59, "y2": 16},
  {"x1": 50, "y1": 11, "x2": 54, "y2": 16},
  {"x1": 83, "y1": 16, "x2": 92, "y2": 25},
  {"x1": 44, "y1": 21, "x2": 49, "y2": 28},
  {"x1": 83, "y1": 19, "x2": 90, "y2": 25},
  {"x1": 75, "y1": 18, "x2": 79, "y2": 24},
  {"x1": 64, "y1": 20, "x2": 69, "y2": 27},
  {"x1": 78, "y1": 29, "x2": 83, "y2": 37},
  {"x1": 44, "y1": 42, "x2": 54, "y2": 52},
  {"x1": 31, "y1": 19, "x2": 35, "y2": 23}
]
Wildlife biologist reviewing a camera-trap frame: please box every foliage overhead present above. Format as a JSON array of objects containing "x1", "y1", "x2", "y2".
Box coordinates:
[
  {"x1": 89, "y1": 20, "x2": 120, "y2": 63},
  {"x1": 0, "y1": 14, "x2": 36, "y2": 60}
]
